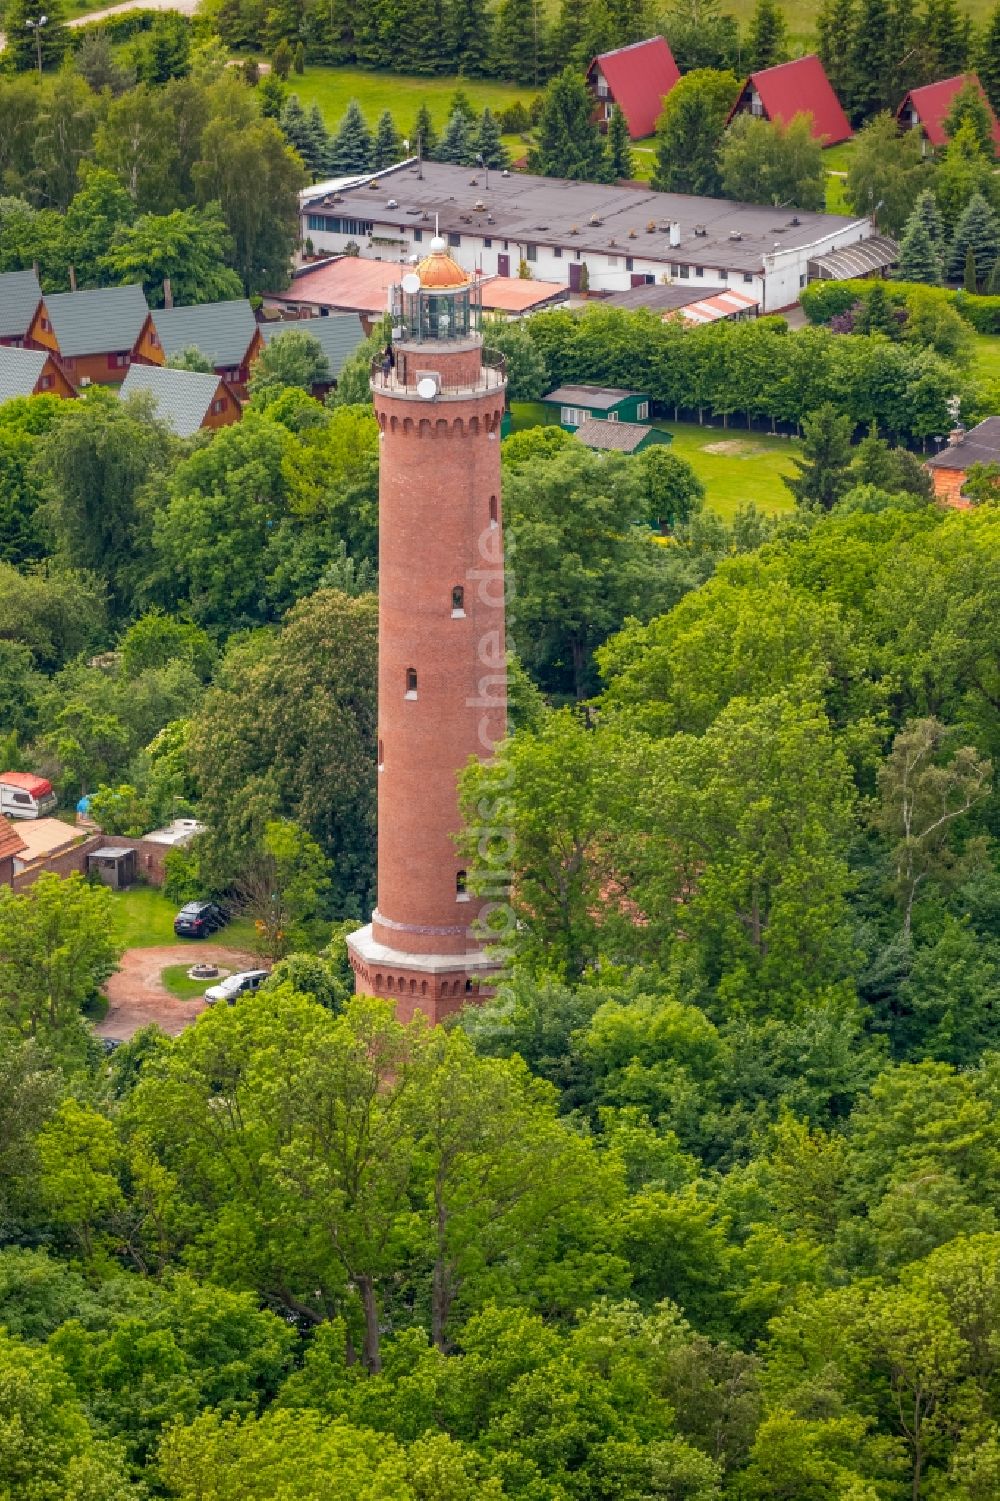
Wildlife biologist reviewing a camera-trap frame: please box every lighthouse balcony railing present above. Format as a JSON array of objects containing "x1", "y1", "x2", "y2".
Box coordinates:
[{"x1": 371, "y1": 348, "x2": 507, "y2": 396}]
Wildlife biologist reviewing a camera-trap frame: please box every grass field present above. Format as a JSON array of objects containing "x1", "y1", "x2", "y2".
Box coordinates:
[
  {"x1": 294, "y1": 65, "x2": 536, "y2": 136},
  {"x1": 109, "y1": 886, "x2": 257, "y2": 952},
  {"x1": 508, "y1": 404, "x2": 798, "y2": 518},
  {"x1": 159, "y1": 963, "x2": 215, "y2": 1001},
  {"x1": 971, "y1": 332, "x2": 1000, "y2": 388}
]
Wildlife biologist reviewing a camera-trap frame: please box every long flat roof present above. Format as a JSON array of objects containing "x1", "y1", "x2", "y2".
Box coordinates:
[{"x1": 302, "y1": 159, "x2": 866, "y2": 275}]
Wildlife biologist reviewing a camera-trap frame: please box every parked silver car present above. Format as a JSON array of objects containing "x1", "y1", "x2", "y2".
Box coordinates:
[{"x1": 203, "y1": 970, "x2": 269, "y2": 1005}]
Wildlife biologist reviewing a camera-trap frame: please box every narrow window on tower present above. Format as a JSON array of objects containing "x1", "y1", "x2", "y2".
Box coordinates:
[
  {"x1": 378, "y1": 738, "x2": 384, "y2": 769},
  {"x1": 489, "y1": 495, "x2": 498, "y2": 528},
  {"x1": 451, "y1": 585, "x2": 465, "y2": 617},
  {"x1": 456, "y1": 869, "x2": 470, "y2": 901},
  {"x1": 405, "y1": 668, "x2": 418, "y2": 699}
]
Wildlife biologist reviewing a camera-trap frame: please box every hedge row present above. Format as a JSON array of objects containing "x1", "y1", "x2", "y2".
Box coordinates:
[{"x1": 800, "y1": 278, "x2": 1000, "y2": 335}]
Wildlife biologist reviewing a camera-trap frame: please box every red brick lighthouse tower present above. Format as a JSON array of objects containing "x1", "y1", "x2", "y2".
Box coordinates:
[{"x1": 346, "y1": 239, "x2": 508, "y2": 1024}]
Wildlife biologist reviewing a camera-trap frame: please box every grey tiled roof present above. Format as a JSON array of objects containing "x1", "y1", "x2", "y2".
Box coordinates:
[
  {"x1": 0, "y1": 268, "x2": 43, "y2": 339},
  {"x1": 45, "y1": 284, "x2": 150, "y2": 356},
  {"x1": 152, "y1": 300, "x2": 258, "y2": 368},
  {"x1": 119, "y1": 364, "x2": 225, "y2": 437},
  {"x1": 574, "y1": 417, "x2": 653, "y2": 452},
  {"x1": 260, "y1": 313, "x2": 366, "y2": 378},
  {"x1": 544, "y1": 384, "x2": 639, "y2": 409},
  {"x1": 926, "y1": 417, "x2": 1000, "y2": 471},
  {"x1": 0, "y1": 347, "x2": 48, "y2": 402}
]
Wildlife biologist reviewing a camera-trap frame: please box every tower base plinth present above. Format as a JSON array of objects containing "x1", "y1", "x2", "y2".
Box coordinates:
[{"x1": 346, "y1": 923, "x2": 500, "y2": 1025}]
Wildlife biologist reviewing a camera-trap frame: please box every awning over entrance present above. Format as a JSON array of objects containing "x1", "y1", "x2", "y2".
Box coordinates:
[{"x1": 807, "y1": 235, "x2": 899, "y2": 280}]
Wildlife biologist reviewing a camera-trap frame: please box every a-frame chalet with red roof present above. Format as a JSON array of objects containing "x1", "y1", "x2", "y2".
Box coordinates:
[
  {"x1": 728, "y1": 54, "x2": 853, "y2": 146},
  {"x1": 586, "y1": 37, "x2": 681, "y2": 140},
  {"x1": 897, "y1": 73, "x2": 1000, "y2": 155}
]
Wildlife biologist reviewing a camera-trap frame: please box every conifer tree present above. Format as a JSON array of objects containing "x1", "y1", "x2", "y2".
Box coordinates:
[
  {"x1": 272, "y1": 37, "x2": 292, "y2": 79},
  {"x1": 988, "y1": 254, "x2": 1000, "y2": 293},
  {"x1": 550, "y1": 0, "x2": 592, "y2": 67},
  {"x1": 258, "y1": 75, "x2": 286, "y2": 118},
  {"x1": 853, "y1": 280, "x2": 900, "y2": 337},
  {"x1": 474, "y1": 109, "x2": 510, "y2": 169},
  {"x1": 527, "y1": 66, "x2": 611, "y2": 180},
  {"x1": 606, "y1": 104, "x2": 634, "y2": 179},
  {"x1": 441, "y1": 0, "x2": 492, "y2": 74},
  {"x1": 372, "y1": 110, "x2": 403, "y2": 170},
  {"x1": 4, "y1": 0, "x2": 68, "y2": 71},
  {"x1": 307, "y1": 104, "x2": 331, "y2": 171},
  {"x1": 436, "y1": 109, "x2": 475, "y2": 166},
  {"x1": 925, "y1": 0, "x2": 970, "y2": 78},
  {"x1": 816, "y1": 0, "x2": 856, "y2": 103},
  {"x1": 847, "y1": 0, "x2": 894, "y2": 118},
  {"x1": 948, "y1": 191, "x2": 1000, "y2": 284},
  {"x1": 978, "y1": 0, "x2": 1000, "y2": 113},
  {"x1": 897, "y1": 207, "x2": 944, "y2": 284},
  {"x1": 912, "y1": 187, "x2": 945, "y2": 250},
  {"x1": 411, "y1": 104, "x2": 438, "y2": 161},
  {"x1": 293, "y1": 39, "x2": 305, "y2": 73},
  {"x1": 746, "y1": 0, "x2": 787, "y2": 70},
  {"x1": 786, "y1": 402, "x2": 854, "y2": 509},
  {"x1": 492, "y1": 0, "x2": 550, "y2": 86},
  {"x1": 965, "y1": 241, "x2": 978, "y2": 291},
  {"x1": 448, "y1": 88, "x2": 478, "y2": 125},
  {"x1": 328, "y1": 99, "x2": 373, "y2": 174},
  {"x1": 279, "y1": 93, "x2": 312, "y2": 160}
]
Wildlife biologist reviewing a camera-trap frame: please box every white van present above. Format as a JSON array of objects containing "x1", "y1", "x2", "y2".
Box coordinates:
[{"x1": 0, "y1": 773, "x2": 58, "y2": 820}]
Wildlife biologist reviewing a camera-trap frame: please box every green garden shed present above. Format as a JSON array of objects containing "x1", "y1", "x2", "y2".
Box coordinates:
[{"x1": 541, "y1": 384, "x2": 652, "y2": 429}]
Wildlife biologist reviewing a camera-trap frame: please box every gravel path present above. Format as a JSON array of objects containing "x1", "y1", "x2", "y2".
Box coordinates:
[{"x1": 97, "y1": 941, "x2": 258, "y2": 1042}]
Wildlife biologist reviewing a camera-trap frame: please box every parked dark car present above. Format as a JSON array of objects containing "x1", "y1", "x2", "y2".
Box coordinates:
[{"x1": 173, "y1": 900, "x2": 227, "y2": 938}]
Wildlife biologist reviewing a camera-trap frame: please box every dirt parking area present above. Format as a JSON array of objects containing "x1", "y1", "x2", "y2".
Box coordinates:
[{"x1": 97, "y1": 943, "x2": 258, "y2": 1041}]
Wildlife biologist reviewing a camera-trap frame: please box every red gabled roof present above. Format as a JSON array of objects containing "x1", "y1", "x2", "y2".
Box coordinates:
[
  {"x1": 730, "y1": 54, "x2": 852, "y2": 146},
  {"x1": 897, "y1": 73, "x2": 1000, "y2": 152},
  {"x1": 0, "y1": 818, "x2": 27, "y2": 863},
  {"x1": 0, "y1": 771, "x2": 53, "y2": 797},
  {"x1": 589, "y1": 37, "x2": 681, "y2": 140}
]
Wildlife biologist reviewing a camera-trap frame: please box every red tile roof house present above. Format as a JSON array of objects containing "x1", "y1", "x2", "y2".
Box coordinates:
[
  {"x1": 0, "y1": 819, "x2": 27, "y2": 887},
  {"x1": 897, "y1": 73, "x2": 1000, "y2": 156},
  {"x1": 728, "y1": 54, "x2": 853, "y2": 146},
  {"x1": 925, "y1": 416, "x2": 1000, "y2": 506},
  {"x1": 586, "y1": 37, "x2": 681, "y2": 140}
]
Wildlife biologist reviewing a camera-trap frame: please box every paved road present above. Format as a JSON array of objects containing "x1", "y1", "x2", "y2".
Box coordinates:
[
  {"x1": 97, "y1": 941, "x2": 258, "y2": 1042},
  {"x1": 0, "y1": 0, "x2": 198, "y2": 50}
]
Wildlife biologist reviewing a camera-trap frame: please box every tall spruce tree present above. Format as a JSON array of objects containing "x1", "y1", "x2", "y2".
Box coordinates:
[
  {"x1": 328, "y1": 99, "x2": 373, "y2": 173},
  {"x1": 526, "y1": 66, "x2": 610, "y2": 180},
  {"x1": 372, "y1": 110, "x2": 402, "y2": 171},
  {"x1": 847, "y1": 0, "x2": 895, "y2": 119},
  {"x1": 786, "y1": 402, "x2": 854, "y2": 509},
  {"x1": 978, "y1": 0, "x2": 1000, "y2": 112},
  {"x1": 5, "y1": 0, "x2": 69, "y2": 71},
  {"x1": 925, "y1": 0, "x2": 971, "y2": 78},
  {"x1": 411, "y1": 104, "x2": 438, "y2": 161},
  {"x1": 746, "y1": 0, "x2": 787, "y2": 70},
  {"x1": 606, "y1": 104, "x2": 634, "y2": 179},
  {"x1": 913, "y1": 186, "x2": 945, "y2": 249},
  {"x1": 948, "y1": 191, "x2": 1000, "y2": 284},
  {"x1": 308, "y1": 104, "x2": 332, "y2": 174},
  {"x1": 474, "y1": 109, "x2": 510, "y2": 169},
  {"x1": 441, "y1": 0, "x2": 492, "y2": 74},
  {"x1": 280, "y1": 94, "x2": 326, "y2": 175},
  {"x1": 551, "y1": 0, "x2": 593, "y2": 66},
  {"x1": 436, "y1": 109, "x2": 475, "y2": 165},
  {"x1": 492, "y1": 0, "x2": 550, "y2": 85},
  {"x1": 816, "y1": 0, "x2": 856, "y2": 103},
  {"x1": 897, "y1": 205, "x2": 945, "y2": 283}
]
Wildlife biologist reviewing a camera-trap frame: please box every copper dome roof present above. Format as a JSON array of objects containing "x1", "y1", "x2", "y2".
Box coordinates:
[{"x1": 417, "y1": 237, "x2": 470, "y2": 289}]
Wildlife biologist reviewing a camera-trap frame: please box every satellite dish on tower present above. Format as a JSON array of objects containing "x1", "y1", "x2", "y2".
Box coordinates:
[
  {"x1": 401, "y1": 272, "x2": 421, "y2": 294},
  {"x1": 416, "y1": 376, "x2": 439, "y2": 400}
]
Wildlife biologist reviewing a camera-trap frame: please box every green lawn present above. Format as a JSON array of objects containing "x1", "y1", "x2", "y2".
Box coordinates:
[
  {"x1": 108, "y1": 886, "x2": 257, "y2": 952},
  {"x1": 293, "y1": 65, "x2": 537, "y2": 137},
  {"x1": 508, "y1": 404, "x2": 798, "y2": 519},
  {"x1": 654, "y1": 422, "x2": 799, "y2": 519},
  {"x1": 971, "y1": 332, "x2": 1000, "y2": 388},
  {"x1": 159, "y1": 963, "x2": 215, "y2": 1001}
]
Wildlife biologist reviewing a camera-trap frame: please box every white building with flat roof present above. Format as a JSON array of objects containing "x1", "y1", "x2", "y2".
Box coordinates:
[{"x1": 300, "y1": 160, "x2": 897, "y2": 314}]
